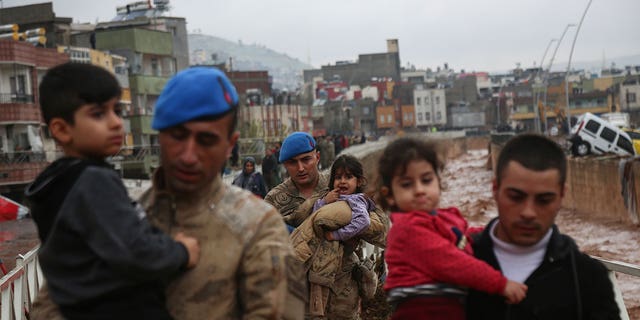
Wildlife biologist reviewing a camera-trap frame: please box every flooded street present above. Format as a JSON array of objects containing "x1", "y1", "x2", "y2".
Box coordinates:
[{"x1": 1, "y1": 147, "x2": 639, "y2": 318}]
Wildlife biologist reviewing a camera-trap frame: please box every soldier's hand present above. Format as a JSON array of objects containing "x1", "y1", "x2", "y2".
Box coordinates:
[
  {"x1": 324, "y1": 189, "x2": 340, "y2": 204},
  {"x1": 174, "y1": 232, "x2": 200, "y2": 269}
]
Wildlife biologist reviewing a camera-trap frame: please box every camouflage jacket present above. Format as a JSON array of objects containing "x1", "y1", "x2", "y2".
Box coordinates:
[
  {"x1": 139, "y1": 168, "x2": 305, "y2": 320},
  {"x1": 265, "y1": 173, "x2": 390, "y2": 319},
  {"x1": 264, "y1": 173, "x2": 330, "y2": 227}
]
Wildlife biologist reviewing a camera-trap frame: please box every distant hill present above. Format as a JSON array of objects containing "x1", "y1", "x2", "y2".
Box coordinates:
[{"x1": 188, "y1": 33, "x2": 313, "y2": 91}]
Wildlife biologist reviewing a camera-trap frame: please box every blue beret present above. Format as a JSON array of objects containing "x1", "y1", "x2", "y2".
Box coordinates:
[
  {"x1": 279, "y1": 132, "x2": 317, "y2": 163},
  {"x1": 152, "y1": 67, "x2": 239, "y2": 130}
]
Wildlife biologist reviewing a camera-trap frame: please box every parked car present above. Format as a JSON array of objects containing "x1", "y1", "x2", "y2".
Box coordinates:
[{"x1": 569, "y1": 112, "x2": 635, "y2": 156}]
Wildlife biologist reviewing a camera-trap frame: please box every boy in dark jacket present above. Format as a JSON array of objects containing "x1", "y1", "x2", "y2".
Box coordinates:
[{"x1": 25, "y1": 63, "x2": 200, "y2": 320}]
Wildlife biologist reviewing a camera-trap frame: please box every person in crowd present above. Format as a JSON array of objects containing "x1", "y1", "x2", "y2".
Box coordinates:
[
  {"x1": 318, "y1": 135, "x2": 330, "y2": 170},
  {"x1": 230, "y1": 141, "x2": 239, "y2": 168},
  {"x1": 30, "y1": 67, "x2": 305, "y2": 320},
  {"x1": 378, "y1": 137, "x2": 527, "y2": 320},
  {"x1": 25, "y1": 62, "x2": 201, "y2": 319},
  {"x1": 326, "y1": 136, "x2": 336, "y2": 169},
  {"x1": 334, "y1": 134, "x2": 343, "y2": 156},
  {"x1": 466, "y1": 133, "x2": 621, "y2": 319},
  {"x1": 232, "y1": 156, "x2": 267, "y2": 198},
  {"x1": 273, "y1": 141, "x2": 285, "y2": 183},
  {"x1": 261, "y1": 148, "x2": 278, "y2": 190},
  {"x1": 265, "y1": 131, "x2": 389, "y2": 319}
]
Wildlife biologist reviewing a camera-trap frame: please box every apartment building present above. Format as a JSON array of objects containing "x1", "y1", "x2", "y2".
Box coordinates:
[{"x1": 0, "y1": 40, "x2": 68, "y2": 198}]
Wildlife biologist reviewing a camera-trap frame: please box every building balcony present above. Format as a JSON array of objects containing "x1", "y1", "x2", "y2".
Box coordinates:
[
  {"x1": 0, "y1": 96, "x2": 40, "y2": 123},
  {"x1": 0, "y1": 93, "x2": 34, "y2": 104},
  {"x1": 0, "y1": 152, "x2": 47, "y2": 186}
]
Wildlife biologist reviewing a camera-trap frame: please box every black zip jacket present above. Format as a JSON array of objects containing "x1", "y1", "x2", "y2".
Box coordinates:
[
  {"x1": 466, "y1": 218, "x2": 620, "y2": 320},
  {"x1": 25, "y1": 157, "x2": 188, "y2": 319}
]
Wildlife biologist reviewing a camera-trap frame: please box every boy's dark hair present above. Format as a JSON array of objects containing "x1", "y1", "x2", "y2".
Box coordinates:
[
  {"x1": 496, "y1": 133, "x2": 567, "y2": 187},
  {"x1": 376, "y1": 137, "x2": 443, "y2": 210},
  {"x1": 39, "y1": 62, "x2": 121, "y2": 125},
  {"x1": 329, "y1": 154, "x2": 366, "y2": 193}
]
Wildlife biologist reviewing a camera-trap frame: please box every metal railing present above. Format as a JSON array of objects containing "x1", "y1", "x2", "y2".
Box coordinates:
[
  {"x1": 0, "y1": 245, "x2": 43, "y2": 320},
  {"x1": 108, "y1": 145, "x2": 160, "y2": 162},
  {"x1": 594, "y1": 256, "x2": 640, "y2": 320},
  {"x1": 0, "y1": 152, "x2": 46, "y2": 165},
  {"x1": 0, "y1": 251, "x2": 636, "y2": 319},
  {"x1": 0, "y1": 94, "x2": 34, "y2": 104}
]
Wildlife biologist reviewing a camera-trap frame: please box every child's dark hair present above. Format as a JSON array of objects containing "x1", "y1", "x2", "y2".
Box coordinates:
[
  {"x1": 377, "y1": 137, "x2": 444, "y2": 210},
  {"x1": 329, "y1": 154, "x2": 366, "y2": 193},
  {"x1": 39, "y1": 62, "x2": 122, "y2": 125}
]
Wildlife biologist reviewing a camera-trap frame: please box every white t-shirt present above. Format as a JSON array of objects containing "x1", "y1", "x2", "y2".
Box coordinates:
[{"x1": 489, "y1": 222, "x2": 552, "y2": 283}]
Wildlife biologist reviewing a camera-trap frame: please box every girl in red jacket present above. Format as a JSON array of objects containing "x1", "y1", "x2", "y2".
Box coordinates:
[{"x1": 378, "y1": 137, "x2": 527, "y2": 320}]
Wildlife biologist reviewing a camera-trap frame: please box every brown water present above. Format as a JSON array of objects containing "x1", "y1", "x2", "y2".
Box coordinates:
[{"x1": 0, "y1": 218, "x2": 39, "y2": 272}]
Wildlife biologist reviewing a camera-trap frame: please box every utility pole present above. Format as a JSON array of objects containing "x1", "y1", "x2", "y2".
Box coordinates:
[
  {"x1": 542, "y1": 23, "x2": 575, "y2": 134},
  {"x1": 565, "y1": 0, "x2": 593, "y2": 134},
  {"x1": 533, "y1": 39, "x2": 557, "y2": 133}
]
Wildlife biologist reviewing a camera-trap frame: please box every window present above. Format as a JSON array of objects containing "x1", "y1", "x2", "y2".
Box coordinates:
[
  {"x1": 416, "y1": 97, "x2": 421, "y2": 106},
  {"x1": 436, "y1": 111, "x2": 442, "y2": 121},
  {"x1": 617, "y1": 135, "x2": 635, "y2": 155},
  {"x1": 625, "y1": 130, "x2": 640, "y2": 140},
  {"x1": 380, "y1": 115, "x2": 385, "y2": 123},
  {"x1": 435, "y1": 96, "x2": 440, "y2": 105},
  {"x1": 425, "y1": 112, "x2": 431, "y2": 122},
  {"x1": 628, "y1": 92, "x2": 637, "y2": 103},
  {"x1": 584, "y1": 120, "x2": 600, "y2": 134},
  {"x1": 10, "y1": 75, "x2": 26, "y2": 94},
  {"x1": 151, "y1": 58, "x2": 159, "y2": 76},
  {"x1": 387, "y1": 114, "x2": 392, "y2": 123},
  {"x1": 600, "y1": 127, "x2": 616, "y2": 143},
  {"x1": 418, "y1": 113, "x2": 423, "y2": 121}
]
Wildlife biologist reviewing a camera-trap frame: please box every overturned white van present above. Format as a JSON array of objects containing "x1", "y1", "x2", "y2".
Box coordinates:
[{"x1": 569, "y1": 112, "x2": 635, "y2": 156}]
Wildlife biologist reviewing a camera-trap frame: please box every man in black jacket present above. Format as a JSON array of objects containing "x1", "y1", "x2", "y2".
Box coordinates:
[{"x1": 467, "y1": 134, "x2": 620, "y2": 320}]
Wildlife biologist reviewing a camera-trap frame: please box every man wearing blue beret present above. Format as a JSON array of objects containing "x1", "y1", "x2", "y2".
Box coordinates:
[
  {"x1": 29, "y1": 67, "x2": 305, "y2": 320},
  {"x1": 265, "y1": 132, "x2": 389, "y2": 319},
  {"x1": 144, "y1": 67, "x2": 305, "y2": 320}
]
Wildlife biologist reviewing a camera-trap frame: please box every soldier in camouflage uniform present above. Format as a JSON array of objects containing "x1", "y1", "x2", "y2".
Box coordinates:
[
  {"x1": 30, "y1": 68, "x2": 305, "y2": 320},
  {"x1": 265, "y1": 132, "x2": 389, "y2": 320}
]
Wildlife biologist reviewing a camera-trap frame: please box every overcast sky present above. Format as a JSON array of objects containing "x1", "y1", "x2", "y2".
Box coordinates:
[{"x1": 4, "y1": 0, "x2": 640, "y2": 72}]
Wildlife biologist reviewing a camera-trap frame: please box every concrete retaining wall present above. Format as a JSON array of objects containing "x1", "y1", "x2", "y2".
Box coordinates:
[{"x1": 564, "y1": 157, "x2": 640, "y2": 224}]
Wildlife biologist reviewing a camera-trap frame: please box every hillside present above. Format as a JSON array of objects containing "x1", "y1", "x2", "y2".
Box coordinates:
[{"x1": 188, "y1": 33, "x2": 313, "y2": 90}]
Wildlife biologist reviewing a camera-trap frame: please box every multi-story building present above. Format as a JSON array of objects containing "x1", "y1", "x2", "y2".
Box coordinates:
[
  {"x1": 414, "y1": 86, "x2": 446, "y2": 129},
  {"x1": 620, "y1": 76, "x2": 640, "y2": 113},
  {"x1": 0, "y1": 3, "x2": 73, "y2": 48},
  {"x1": 317, "y1": 39, "x2": 401, "y2": 86},
  {"x1": 82, "y1": 1, "x2": 188, "y2": 178},
  {"x1": 0, "y1": 40, "x2": 68, "y2": 199},
  {"x1": 376, "y1": 106, "x2": 397, "y2": 134}
]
